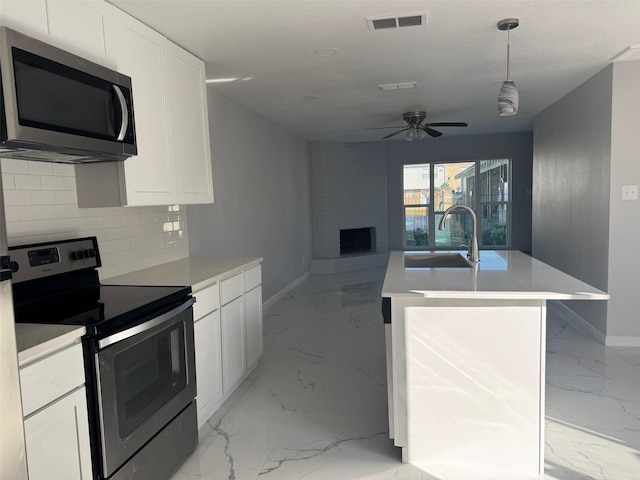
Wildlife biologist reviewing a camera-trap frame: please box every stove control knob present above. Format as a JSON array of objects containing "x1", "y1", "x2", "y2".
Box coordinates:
[
  {"x1": 10, "y1": 261, "x2": 19, "y2": 273},
  {"x1": 84, "y1": 248, "x2": 96, "y2": 258},
  {"x1": 71, "y1": 250, "x2": 84, "y2": 260}
]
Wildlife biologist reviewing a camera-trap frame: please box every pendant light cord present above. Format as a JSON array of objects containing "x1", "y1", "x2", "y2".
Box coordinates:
[{"x1": 506, "y1": 25, "x2": 511, "y2": 81}]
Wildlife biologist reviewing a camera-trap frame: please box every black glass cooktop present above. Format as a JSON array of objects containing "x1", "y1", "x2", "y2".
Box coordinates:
[{"x1": 13, "y1": 282, "x2": 191, "y2": 337}]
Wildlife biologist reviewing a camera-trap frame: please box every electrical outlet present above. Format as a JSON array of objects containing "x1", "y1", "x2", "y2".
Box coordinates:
[{"x1": 622, "y1": 184, "x2": 639, "y2": 201}]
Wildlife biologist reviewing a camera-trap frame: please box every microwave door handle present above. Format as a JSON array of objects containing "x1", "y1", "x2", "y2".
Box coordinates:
[
  {"x1": 98, "y1": 296, "x2": 195, "y2": 349},
  {"x1": 112, "y1": 85, "x2": 128, "y2": 142}
]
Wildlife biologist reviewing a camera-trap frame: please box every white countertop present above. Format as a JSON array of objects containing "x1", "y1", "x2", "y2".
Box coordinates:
[
  {"x1": 104, "y1": 256, "x2": 263, "y2": 292},
  {"x1": 15, "y1": 324, "x2": 85, "y2": 367},
  {"x1": 382, "y1": 250, "x2": 609, "y2": 300}
]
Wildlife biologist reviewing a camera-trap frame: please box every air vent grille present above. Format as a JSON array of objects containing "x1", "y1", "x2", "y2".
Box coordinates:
[
  {"x1": 378, "y1": 82, "x2": 417, "y2": 91},
  {"x1": 367, "y1": 13, "x2": 427, "y2": 31}
]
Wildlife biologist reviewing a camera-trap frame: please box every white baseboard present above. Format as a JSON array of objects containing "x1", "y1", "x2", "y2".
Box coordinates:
[
  {"x1": 549, "y1": 301, "x2": 606, "y2": 345},
  {"x1": 549, "y1": 301, "x2": 640, "y2": 347},
  {"x1": 263, "y1": 271, "x2": 310, "y2": 310},
  {"x1": 604, "y1": 336, "x2": 640, "y2": 347}
]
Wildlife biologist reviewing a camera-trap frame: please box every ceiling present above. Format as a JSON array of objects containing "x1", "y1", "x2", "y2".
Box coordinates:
[{"x1": 109, "y1": 0, "x2": 640, "y2": 143}]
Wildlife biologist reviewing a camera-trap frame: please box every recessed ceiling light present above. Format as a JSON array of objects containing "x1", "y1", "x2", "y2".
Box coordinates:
[
  {"x1": 205, "y1": 76, "x2": 254, "y2": 84},
  {"x1": 205, "y1": 77, "x2": 239, "y2": 84},
  {"x1": 314, "y1": 48, "x2": 339, "y2": 57},
  {"x1": 610, "y1": 45, "x2": 640, "y2": 62}
]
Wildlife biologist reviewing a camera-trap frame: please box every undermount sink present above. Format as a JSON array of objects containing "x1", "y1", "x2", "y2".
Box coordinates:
[{"x1": 404, "y1": 253, "x2": 473, "y2": 268}]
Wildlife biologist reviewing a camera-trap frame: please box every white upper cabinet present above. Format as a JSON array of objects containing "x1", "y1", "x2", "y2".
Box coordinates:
[
  {"x1": 164, "y1": 42, "x2": 214, "y2": 204},
  {"x1": 75, "y1": 6, "x2": 213, "y2": 207},
  {"x1": 0, "y1": 1, "x2": 112, "y2": 65},
  {"x1": 0, "y1": 0, "x2": 214, "y2": 207},
  {"x1": 0, "y1": 1, "x2": 48, "y2": 37},
  {"x1": 46, "y1": 0, "x2": 113, "y2": 65},
  {"x1": 106, "y1": 8, "x2": 177, "y2": 206}
]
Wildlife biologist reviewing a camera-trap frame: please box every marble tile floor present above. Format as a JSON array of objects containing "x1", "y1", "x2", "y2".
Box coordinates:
[{"x1": 170, "y1": 267, "x2": 640, "y2": 480}]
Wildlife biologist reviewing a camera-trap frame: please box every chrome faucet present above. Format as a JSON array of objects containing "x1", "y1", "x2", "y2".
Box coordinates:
[{"x1": 438, "y1": 205, "x2": 480, "y2": 263}]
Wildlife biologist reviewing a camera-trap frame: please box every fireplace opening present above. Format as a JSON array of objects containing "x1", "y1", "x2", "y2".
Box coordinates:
[{"x1": 340, "y1": 227, "x2": 376, "y2": 256}]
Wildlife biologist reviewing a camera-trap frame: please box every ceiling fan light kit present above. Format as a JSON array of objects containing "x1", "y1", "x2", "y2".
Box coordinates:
[
  {"x1": 366, "y1": 111, "x2": 468, "y2": 140},
  {"x1": 405, "y1": 127, "x2": 417, "y2": 141},
  {"x1": 497, "y1": 18, "x2": 519, "y2": 116}
]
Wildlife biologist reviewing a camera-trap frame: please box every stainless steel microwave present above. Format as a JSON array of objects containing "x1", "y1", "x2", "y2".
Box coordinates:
[{"x1": 0, "y1": 27, "x2": 137, "y2": 163}]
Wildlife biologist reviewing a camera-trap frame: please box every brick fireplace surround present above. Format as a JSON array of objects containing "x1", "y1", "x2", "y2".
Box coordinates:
[{"x1": 310, "y1": 143, "x2": 389, "y2": 274}]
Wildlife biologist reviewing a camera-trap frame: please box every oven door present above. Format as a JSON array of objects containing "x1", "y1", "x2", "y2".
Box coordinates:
[{"x1": 93, "y1": 297, "x2": 196, "y2": 479}]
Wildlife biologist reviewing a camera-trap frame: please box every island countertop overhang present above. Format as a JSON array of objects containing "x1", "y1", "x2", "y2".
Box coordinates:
[{"x1": 382, "y1": 250, "x2": 609, "y2": 301}]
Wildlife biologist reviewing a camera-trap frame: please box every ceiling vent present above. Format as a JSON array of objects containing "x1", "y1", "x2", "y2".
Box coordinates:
[
  {"x1": 378, "y1": 82, "x2": 417, "y2": 91},
  {"x1": 367, "y1": 13, "x2": 427, "y2": 31}
]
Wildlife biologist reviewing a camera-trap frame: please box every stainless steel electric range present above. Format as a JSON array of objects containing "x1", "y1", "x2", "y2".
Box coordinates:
[{"x1": 10, "y1": 236, "x2": 197, "y2": 480}]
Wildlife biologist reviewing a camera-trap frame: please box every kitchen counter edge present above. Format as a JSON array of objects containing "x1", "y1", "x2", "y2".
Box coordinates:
[
  {"x1": 16, "y1": 324, "x2": 86, "y2": 367},
  {"x1": 103, "y1": 256, "x2": 263, "y2": 293},
  {"x1": 382, "y1": 250, "x2": 609, "y2": 300}
]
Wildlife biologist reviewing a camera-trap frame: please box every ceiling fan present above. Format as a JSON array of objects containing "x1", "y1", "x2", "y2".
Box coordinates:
[{"x1": 367, "y1": 111, "x2": 468, "y2": 140}]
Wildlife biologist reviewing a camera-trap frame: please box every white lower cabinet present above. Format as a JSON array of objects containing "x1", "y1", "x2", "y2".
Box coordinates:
[
  {"x1": 23, "y1": 388, "x2": 92, "y2": 480},
  {"x1": 192, "y1": 263, "x2": 263, "y2": 429},
  {"x1": 193, "y1": 283, "x2": 222, "y2": 429},
  {"x1": 244, "y1": 285, "x2": 263, "y2": 369},
  {"x1": 194, "y1": 309, "x2": 223, "y2": 429},
  {"x1": 19, "y1": 342, "x2": 92, "y2": 480},
  {"x1": 220, "y1": 295, "x2": 246, "y2": 393}
]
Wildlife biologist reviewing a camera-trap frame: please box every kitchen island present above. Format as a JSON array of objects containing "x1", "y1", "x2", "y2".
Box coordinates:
[{"x1": 382, "y1": 250, "x2": 609, "y2": 478}]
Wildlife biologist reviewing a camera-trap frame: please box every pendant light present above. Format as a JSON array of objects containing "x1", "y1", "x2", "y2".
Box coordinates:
[{"x1": 497, "y1": 18, "x2": 519, "y2": 116}]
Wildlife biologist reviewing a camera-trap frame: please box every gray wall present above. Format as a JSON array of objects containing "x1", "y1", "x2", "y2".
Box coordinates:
[
  {"x1": 188, "y1": 90, "x2": 313, "y2": 302},
  {"x1": 532, "y1": 66, "x2": 612, "y2": 336},
  {"x1": 607, "y1": 61, "x2": 640, "y2": 341},
  {"x1": 386, "y1": 132, "x2": 533, "y2": 253},
  {"x1": 533, "y1": 62, "x2": 640, "y2": 343}
]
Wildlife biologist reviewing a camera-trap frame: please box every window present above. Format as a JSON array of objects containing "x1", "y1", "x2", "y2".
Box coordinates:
[{"x1": 403, "y1": 159, "x2": 511, "y2": 249}]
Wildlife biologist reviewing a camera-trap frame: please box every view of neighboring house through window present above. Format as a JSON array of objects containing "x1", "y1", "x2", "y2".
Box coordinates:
[{"x1": 403, "y1": 159, "x2": 511, "y2": 249}]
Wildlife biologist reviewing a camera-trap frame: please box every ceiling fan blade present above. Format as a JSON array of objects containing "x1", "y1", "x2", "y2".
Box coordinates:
[
  {"x1": 425, "y1": 122, "x2": 468, "y2": 127},
  {"x1": 365, "y1": 125, "x2": 406, "y2": 131},
  {"x1": 423, "y1": 127, "x2": 443, "y2": 138},
  {"x1": 382, "y1": 128, "x2": 409, "y2": 139}
]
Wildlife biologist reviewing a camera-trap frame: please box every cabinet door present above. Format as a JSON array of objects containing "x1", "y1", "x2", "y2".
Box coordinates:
[
  {"x1": 220, "y1": 296, "x2": 246, "y2": 393},
  {"x1": 164, "y1": 42, "x2": 214, "y2": 204},
  {"x1": 23, "y1": 388, "x2": 92, "y2": 480},
  {"x1": 0, "y1": 1, "x2": 48, "y2": 37},
  {"x1": 244, "y1": 286, "x2": 263, "y2": 369},
  {"x1": 107, "y1": 8, "x2": 177, "y2": 206},
  {"x1": 193, "y1": 310, "x2": 223, "y2": 429},
  {"x1": 46, "y1": 0, "x2": 113, "y2": 65}
]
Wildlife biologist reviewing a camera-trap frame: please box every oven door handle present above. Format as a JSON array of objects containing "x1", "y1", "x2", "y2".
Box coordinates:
[{"x1": 98, "y1": 296, "x2": 195, "y2": 349}]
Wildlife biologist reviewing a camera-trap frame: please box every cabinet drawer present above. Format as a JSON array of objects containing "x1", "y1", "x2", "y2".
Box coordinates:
[
  {"x1": 220, "y1": 273, "x2": 243, "y2": 305},
  {"x1": 193, "y1": 283, "x2": 220, "y2": 320},
  {"x1": 244, "y1": 265, "x2": 262, "y2": 292},
  {"x1": 20, "y1": 342, "x2": 85, "y2": 417}
]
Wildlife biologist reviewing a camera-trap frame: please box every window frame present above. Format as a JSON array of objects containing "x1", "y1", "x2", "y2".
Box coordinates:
[{"x1": 402, "y1": 159, "x2": 512, "y2": 251}]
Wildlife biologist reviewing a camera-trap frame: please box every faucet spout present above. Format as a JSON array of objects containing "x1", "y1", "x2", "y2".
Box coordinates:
[{"x1": 438, "y1": 205, "x2": 480, "y2": 263}]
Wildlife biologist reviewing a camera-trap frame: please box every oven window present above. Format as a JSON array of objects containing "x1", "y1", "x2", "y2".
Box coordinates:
[{"x1": 114, "y1": 322, "x2": 187, "y2": 438}]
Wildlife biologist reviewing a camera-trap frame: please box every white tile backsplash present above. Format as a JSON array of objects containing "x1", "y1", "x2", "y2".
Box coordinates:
[{"x1": 1, "y1": 158, "x2": 189, "y2": 280}]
